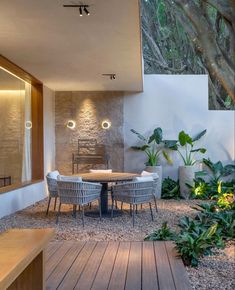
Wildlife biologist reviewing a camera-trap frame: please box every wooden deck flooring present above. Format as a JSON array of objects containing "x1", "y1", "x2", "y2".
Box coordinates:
[{"x1": 46, "y1": 241, "x2": 191, "y2": 290}]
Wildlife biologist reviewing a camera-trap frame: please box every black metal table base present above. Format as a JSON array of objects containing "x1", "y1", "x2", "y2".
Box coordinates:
[{"x1": 85, "y1": 209, "x2": 123, "y2": 218}]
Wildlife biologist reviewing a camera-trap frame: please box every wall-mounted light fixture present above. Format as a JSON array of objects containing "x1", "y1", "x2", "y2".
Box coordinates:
[
  {"x1": 63, "y1": 4, "x2": 90, "y2": 16},
  {"x1": 102, "y1": 74, "x2": 116, "y2": 80},
  {"x1": 67, "y1": 120, "x2": 76, "y2": 129},
  {"x1": 101, "y1": 120, "x2": 111, "y2": 130},
  {"x1": 25, "y1": 121, "x2": 32, "y2": 129}
]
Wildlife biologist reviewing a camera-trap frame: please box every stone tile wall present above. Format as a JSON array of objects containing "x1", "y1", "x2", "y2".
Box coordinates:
[
  {"x1": 55, "y1": 91, "x2": 124, "y2": 174},
  {"x1": 0, "y1": 91, "x2": 24, "y2": 184}
]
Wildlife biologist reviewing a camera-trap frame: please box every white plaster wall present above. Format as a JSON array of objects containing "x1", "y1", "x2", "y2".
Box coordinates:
[
  {"x1": 0, "y1": 86, "x2": 55, "y2": 218},
  {"x1": 124, "y1": 75, "x2": 235, "y2": 179}
]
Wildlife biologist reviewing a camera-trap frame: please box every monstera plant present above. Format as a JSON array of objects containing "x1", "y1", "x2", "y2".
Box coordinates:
[
  {"x1": 165, "y1": 129, "x2": 207, "y2": 199},
  {"x1": 130, "y1": 127, "x2": 173, "y2": 197}
]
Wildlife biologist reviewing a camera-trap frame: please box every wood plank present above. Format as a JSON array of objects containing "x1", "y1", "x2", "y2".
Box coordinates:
[
  {"x1": 165, "y1": 242, "x2": 192, "y2": 290},
  {"x1": 46, "y1": 241, "x2": 64, "y2": 262},
  {"x1": 142, "y1": 242, "x2": 158, "y2": 290},
  {"x1": 46, "y1": 242, "x2": 85, "y2": 290},
  {"x1": 7, "y1": 251, "x2": 44, "y2": 290},
  {"x1": 74, "y1": 242, "x2": 108, "y2": 290},
  {"x1": 108, "y1": 242, "x2": 130, "y2": 290},
  {"x1": 57, "y1": 242, "x2": 97, "y2": 290},
  {"x1": 125, "y1": 242, "x2": 142, "y2": 290},
  {"x1": 0, "y1": 229, "x2": 54, "y2": 290},
  {"x1": 91, "y1": 242, "x2": 119, "y2": 290},
  {"x1": 154, "y1": 242, "x2": 175, "y2": 290},
  {"x1": 46, "y1": 241, "x2": 73, "y2": 280}
]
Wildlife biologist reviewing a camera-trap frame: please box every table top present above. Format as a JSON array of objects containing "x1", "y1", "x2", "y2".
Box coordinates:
[
  {"x1": 78, "y1": 172, "x2": 138, "y2": 183},
  {"x1": 0, "y1": 228, "x2": 55, "y2": 289}
]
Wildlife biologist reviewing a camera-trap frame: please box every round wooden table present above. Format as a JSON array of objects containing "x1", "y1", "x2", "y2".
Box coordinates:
[{"x1": 78, "y1": 172, "x2": 138, "y2": 216}]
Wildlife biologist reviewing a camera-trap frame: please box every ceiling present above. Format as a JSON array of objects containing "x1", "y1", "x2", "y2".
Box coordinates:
[{"x1": 0, "y1": 0, "x2": 143, "y2": 92}]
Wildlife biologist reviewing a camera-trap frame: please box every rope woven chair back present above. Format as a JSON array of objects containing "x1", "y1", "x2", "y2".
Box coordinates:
[
  {"x1": 112, "y1": 181, "x2": 154, "y2": 204},
  {"x1": 57, "y1": 180, "x2": 102, "y2": 206},
  {"x1": 46, "y1": 176, "x2": 58, "y2": 198}
]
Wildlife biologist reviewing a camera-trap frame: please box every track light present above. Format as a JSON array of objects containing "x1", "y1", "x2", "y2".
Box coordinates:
[
  {"x1": 84, "y1": 6, "x2": 90, "y2": 15},
  {"x1": 102, "y1": 74, "x2": 116, "y2": 80},
  {"x1": 79, "y1": 6, "x2": 83, "y2": 16},
  {"x1": 63, "y1": 4, "x2": 90, "y2": 16}
]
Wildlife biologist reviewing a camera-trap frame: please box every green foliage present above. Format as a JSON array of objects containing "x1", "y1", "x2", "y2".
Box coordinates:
[
  {"x1": 162, "y1": 177, "x2": 181, "y2": 199},
  {"x1": 202, "y1": 158, "x2": 235, "y2": 183},
  {"x1": 217, "y1": 193, "x2": 235, "y2": 211},
  {"x1": 189, "y1": 158, "x2": 235, "y2": 199},
  {"x1": 145, "y1": 196, "x2": 234, "y2": 267},
  {"x1": 144, "y1": 222, "x2": 176, "y2": 241},
  {"x1": 175, "y1": 224, "x2": 218, "y2": 267},
  {"x1": 130, "y1": 128, "x2": 173, "y2": 166},
  {"x1": 165, "y1": 130, "x2": 207, "y2": 165}
]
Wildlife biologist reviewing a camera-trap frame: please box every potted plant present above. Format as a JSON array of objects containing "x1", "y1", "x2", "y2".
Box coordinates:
[
  {"x1": 130, "y1": 127, "x2": 173, "y2": 197},
  {"x1": 165, "y1": 129, "x2": 207, "y2": 199}
]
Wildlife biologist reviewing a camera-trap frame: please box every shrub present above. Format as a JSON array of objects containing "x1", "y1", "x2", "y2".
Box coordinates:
[
  {"x1": 175, "y1": 223, "x2": 218, "y2": 267},
  {"x1": 144, "y1": 222, "x2": 176, "y2": 241},
  {"x1": 162, "y1": 177, "x2": 181, "y2": 199}
]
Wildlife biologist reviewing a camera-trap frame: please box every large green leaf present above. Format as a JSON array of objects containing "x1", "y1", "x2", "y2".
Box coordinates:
[
  {"x1": 131, "y1": 145, "x2": 149, "y2": 151},
  {"x1": 164, "y1": 140, "x2": 178, "y2": 150},
  {"x1": 190, "y1": 148, "x2": 207, "y2": 153},
  {"x1": 162, "y1": 150, "x2": 173, "y2": 164},
  {"x1": 130, "y1": 129, "x2": 147, "y2": 142},
  {"x1": 221, "y1": 164, "x2": 235, "y2": 177},
  {"x1": 178, "y1": 131, "x2": 192, "y2": 146},
  {"x1": 148, "y1": 127, "x2": 163, "y2": 144},
  {"x1": 192, "y1": 129, "x2": 207, "y2": 142}
]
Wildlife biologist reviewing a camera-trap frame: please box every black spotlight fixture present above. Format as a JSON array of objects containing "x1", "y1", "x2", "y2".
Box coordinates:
[
  {"x1": 63, "y1": 4, "x2": 90, "y2": 16},
  {"x1": 102, "y1": 74, "x2": 116, "y2": 80}
]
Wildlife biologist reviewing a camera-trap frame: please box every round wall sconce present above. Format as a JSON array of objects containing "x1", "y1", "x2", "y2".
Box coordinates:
[
  {"x1": 101, "y1": 120, "x2": 111, "y2": 130},
  {"x1": 25, "y1": 121, "x2": 32, "y2": 129},
  {"x1": 67, "y1": 120, "x2": 76, "y2": 129}
]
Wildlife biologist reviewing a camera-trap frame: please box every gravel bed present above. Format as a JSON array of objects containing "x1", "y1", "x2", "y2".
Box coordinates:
[{"x1": 0, "y1": 198, "x2": 234, "y2": 289}]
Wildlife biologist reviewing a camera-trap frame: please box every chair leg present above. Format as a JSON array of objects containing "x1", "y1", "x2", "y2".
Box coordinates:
[
  {"x1": 153, "y1": 196, "x2": 158, "y2": 213},
  {"x1": 149, "y1": 202, "x2": 154, "y2": 221},
  {"x1": 99, "y1": 199, "x2": 102, "y2": 221},
  {"x1": 56, "y1": 203, "x2": 61, "y2": 224},
  {"x1": 73, "y1": 205, "x2": 77, "y2": 218},
  {"x1": 89, "y1": 202, "x2": 92, "y2": 209},
  {"x1": 54, "y1": 197, "x2": 57, "y2": 211},
  {"x1": 121, "y1": 202, "x2": 123, "y2": 211},
  {"x1": 136, "y1": 204, "x2": 138, "y2": 214},
  {"x1": 81, "y1": 206, "x2": 85, "y2": 228},
  {"x1": 111, "y1": 198, "x2": 114, "y2": 221},
  {"x1": 46, "y1": 197, "x2": 51, "y2": 216},
  {"x1": 132, "y1": 204, "x2": 135, "y2": 227},
  {"x1": 130, "y1": 204, "x2": 132, "y2": 216},
  {"x1": 115, "y1": 200, "x2": 118, "y2": 209}
]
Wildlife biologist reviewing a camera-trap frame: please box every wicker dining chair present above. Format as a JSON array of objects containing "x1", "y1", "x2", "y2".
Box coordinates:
[
  {"x1": 119, "y1": 177, "x2": 159, "y2": 214},
  {"x1": 46, "y1": 171, "x2": 60, "y2": 215},
  {"x1": 111, "y1": 180, "x2": 156, "y2": 227},
  {"x1": 56, "y1": 180, "x2": 102, "y2": 227}
]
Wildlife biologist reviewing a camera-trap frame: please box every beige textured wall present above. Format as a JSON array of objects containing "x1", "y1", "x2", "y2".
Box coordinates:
[
  {"x1": 0, "y1": 90, "x2": 25, "y2": 184},
  {"x1": 55, "y1": 91, "x2": 124, "y2": 174}
]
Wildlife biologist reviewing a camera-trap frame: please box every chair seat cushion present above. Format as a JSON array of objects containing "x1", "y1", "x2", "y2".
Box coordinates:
[
  {"x1": 133, "y1": 176, "x2": 154, "y2": 182},
  {"x1": 47, "y1": 170, "x2": 60, "y2": 179},
  {"x1": 141, "y1": 170, "x2": 159, "y2": 180},
  {"x1": 57, "y1": 175, "x2": 82, "y2": 182},
  {"x1": 89, "y1": 169, "x2": 112, "y2": 173}
]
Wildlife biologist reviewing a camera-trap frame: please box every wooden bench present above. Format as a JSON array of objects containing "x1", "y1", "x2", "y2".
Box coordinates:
[{"x1": 0, "y1": 228, "x2": 55, "y2": 290}]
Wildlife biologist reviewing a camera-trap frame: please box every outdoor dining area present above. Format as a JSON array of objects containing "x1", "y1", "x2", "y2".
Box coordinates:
[{"x1": 47, "y1": 169, "x2": 159, "y2": 228}]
